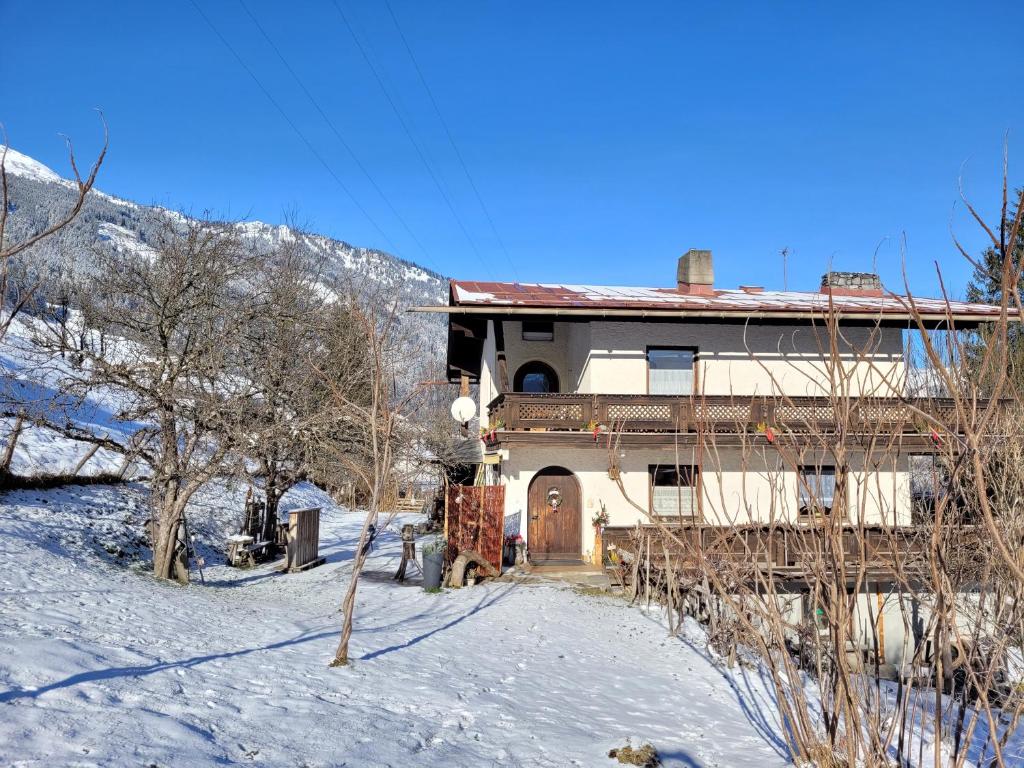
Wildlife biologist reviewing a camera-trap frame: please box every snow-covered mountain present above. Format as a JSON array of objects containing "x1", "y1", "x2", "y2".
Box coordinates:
[{"x1": 0, "y1": 146, "x2": 448, "y2": 359}]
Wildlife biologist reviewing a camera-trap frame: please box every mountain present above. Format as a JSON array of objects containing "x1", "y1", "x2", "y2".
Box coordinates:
[{"x1": 0, "y1": 146, "x2": 449, "y2": 361}]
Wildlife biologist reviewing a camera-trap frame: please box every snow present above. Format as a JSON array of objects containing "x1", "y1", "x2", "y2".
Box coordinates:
[
  {"x1": 451, "y1": 281, "x2": 1003, "y2": 316},
  {"x1": 0, "y1": 145, "x2": 69, "y2": 186},
  {"x1": 97, "y1": 222, "x2": 158, "y2": 262},
  {"x1": 454, "y1": 287, "x2": 498, "y2": 303},
  {"x1": 1, "y1": 315, "x2": 145, "y2": 478},
  {"x1": 0, "y1": 480, "x2": 796, "y2": 768}
]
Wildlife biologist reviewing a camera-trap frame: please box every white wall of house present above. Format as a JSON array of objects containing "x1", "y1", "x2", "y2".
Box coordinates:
[
  {"x1": 478, "y1": 319, "x2": 498, "y2": 425},
  {"x1": 776, "y1": 589, "x2": 929, "y2": 670},
  {"x1": 497, "y1": 319, "x2": 906, "y2": 397},
  {"x1": 497, "y1": 444, "x2": 913, "y2": 560}
]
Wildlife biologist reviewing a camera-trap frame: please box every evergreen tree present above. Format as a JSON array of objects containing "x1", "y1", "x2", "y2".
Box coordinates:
[{"x1": 965, "y1": 189, "x2": 1024, "y2": 385}]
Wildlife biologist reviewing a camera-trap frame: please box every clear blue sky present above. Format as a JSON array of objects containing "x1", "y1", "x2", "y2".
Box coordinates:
[{"x1": 2, "y1": 1, "x2": 1022, "y2": 296}]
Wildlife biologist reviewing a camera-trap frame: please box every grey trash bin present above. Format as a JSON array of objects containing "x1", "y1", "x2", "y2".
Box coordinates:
[{"x1": 423, "y1": 551, "x2": 444, "y2": 589}]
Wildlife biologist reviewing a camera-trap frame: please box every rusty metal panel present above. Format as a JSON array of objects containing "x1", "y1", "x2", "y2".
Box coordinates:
[
  {"x1": 449, "y1": 280, "x2": 1005, "y2": 319},
  {"x1": 446, "y1": 485, "x2": 506, "y2": 573}
]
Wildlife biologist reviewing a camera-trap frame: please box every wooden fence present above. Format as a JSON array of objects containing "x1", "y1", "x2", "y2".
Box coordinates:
[
  {"x1": 446, "y1": 485, "x2": 505, "y2": 573},
  {"x1": 283, "y1": 507, "x2": 325, "y2": 573}
]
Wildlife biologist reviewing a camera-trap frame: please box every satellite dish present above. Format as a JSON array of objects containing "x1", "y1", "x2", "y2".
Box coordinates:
[{"x1": 450, "y1": 396, "x2": 476, "y2": 423}]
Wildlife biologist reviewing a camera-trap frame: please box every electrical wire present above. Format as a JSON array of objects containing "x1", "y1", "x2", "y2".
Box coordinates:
[
  {"x1": 330, "y1": 0, "x2": 494, "y2": 278},
  {"x1": 189, "y1": 0, "x2": 401, "y2": 255},
  {"x1": 382, "y1": 0, "x2": 519, "y2": 281},
  {"x1": 236, "y1": 0, "x2": 442, "y2": 274}
]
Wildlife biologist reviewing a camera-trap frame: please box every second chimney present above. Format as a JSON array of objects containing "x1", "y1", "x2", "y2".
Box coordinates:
[
  {"x1": 677, "y1": 249, "x2": 714, "y2": 295},
  {"x1": 820, "y1": 271, "x2": 882, "y2": 295}
]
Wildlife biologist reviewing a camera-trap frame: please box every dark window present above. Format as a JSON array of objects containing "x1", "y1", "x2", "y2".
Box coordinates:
[
  {"x1": 801, "y1": 591, "x2": 829, "y2": 631},
  {"x1": 650, "y1": 465, "x2": 699, "y2": 519},
  {"x1": 647, "y1": 348, "x2": 695, "y2": 394},
  {"x1": 909, "y1": 454, "x2": 946, "y2": 524},
  {"x1": 514, "y1": 361, "x2": 559, "y2": 393},
  {"x1": 798, "y1": 466, "x2": 837, "y2": 520},
  {"x1": 522, "y1": 320, "x2": 554, "y2": 342}
]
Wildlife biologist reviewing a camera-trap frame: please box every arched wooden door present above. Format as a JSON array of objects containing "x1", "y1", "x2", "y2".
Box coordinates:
[{"x1": 527, "y1": 467, "x2": 582, "y2": 562}]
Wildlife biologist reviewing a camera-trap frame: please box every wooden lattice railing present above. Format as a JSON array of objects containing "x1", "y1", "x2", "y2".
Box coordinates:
[{"x1": 487, "y1": 393, "x2": 991, "y2": 435}]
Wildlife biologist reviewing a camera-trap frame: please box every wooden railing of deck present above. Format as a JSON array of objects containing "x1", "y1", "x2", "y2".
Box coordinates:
[
  {"x1": 599, "y1": 523, "x2": 971, "y2": 584},
  {"x1": 488, "y1": 393, "x2": 992, "y2": 434}
]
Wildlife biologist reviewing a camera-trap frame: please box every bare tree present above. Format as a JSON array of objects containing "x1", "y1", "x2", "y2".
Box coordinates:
[
  {"x1": 0, "y1": 120, "x2": 107, "y2": 341},
  {"x1": 305, "y1": 288, "x2": 429, "y2": 666},
  {"x1": 55, "y1": 217, "x2": 262, "y2": 581},
  {"x1": 229, "y1": 242, "x2": 331, "y2": 543},
  {"x1": 601, "y1": 162, "x2": 1024, "y2": 766}
]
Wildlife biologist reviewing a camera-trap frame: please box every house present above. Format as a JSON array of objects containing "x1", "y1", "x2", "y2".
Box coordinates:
[{"x1": 418, "y1": 250, "x2": 1006, "y2": 671}]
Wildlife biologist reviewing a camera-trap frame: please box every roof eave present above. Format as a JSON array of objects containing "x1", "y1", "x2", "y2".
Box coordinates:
[{"x1": 409, "y1": 304, "x2": 1011, "y2": 325}]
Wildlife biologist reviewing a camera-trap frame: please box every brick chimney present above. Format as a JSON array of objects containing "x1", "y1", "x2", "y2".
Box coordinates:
[
  {"x1": 677, "y1": 249, "x2": 714, "y2": 295},
  {"x1": 820, "y1": 271, "x2": 882, "y2": 296}
]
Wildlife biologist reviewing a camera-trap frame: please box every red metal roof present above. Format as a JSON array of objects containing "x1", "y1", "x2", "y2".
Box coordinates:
[{"x1": 449, "y1": 280, "x2": 1007, "y2": 319}]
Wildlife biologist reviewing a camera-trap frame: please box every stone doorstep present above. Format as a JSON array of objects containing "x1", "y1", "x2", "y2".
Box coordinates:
[{"x1": 505, "y1": 562, "x2": 616, "y2": 592}]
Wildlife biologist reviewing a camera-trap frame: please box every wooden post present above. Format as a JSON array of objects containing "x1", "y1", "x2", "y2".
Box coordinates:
[
  {"x1": 0, "y1": 412, "x2": 26, "y2": 473},
  {"x1": 395, "y1": 524, "x2": 418, "y2": 581},
  {"x1": 73, "y1": 443, "x2": 101, "y2": 476},
  {"x1": 876, "y1": 588, "x2": 886, "y2": 664}
]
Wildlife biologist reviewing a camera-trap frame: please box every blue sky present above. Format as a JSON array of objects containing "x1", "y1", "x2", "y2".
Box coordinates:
[{"x1": 2, "y1": 1, "x2": 1022, "y2": 296}]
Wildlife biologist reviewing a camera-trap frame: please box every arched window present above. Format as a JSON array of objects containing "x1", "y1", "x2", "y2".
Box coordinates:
[{"x1": 514, "y1": 361, "x2": 559, "y2": 393}]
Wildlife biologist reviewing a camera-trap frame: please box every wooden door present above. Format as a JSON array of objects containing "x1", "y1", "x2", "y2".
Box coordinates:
[{"x1": 527, "y1": 467, "x2": 582, "y2": 562}]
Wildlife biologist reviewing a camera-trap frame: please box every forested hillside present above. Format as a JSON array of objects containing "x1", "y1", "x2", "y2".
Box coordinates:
[{"x1": 1, "y1": 146, "x2": 448, "y2": 361}]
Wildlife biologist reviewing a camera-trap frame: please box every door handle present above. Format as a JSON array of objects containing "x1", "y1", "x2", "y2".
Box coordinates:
[{"x1": 530, "y1": 513, "x2": 539, "y2": 520}]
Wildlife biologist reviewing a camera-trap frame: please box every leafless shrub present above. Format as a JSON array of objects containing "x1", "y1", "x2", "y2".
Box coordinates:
[{"x1": 604, "y1": 160, "x2": 1024, "y2": 766}]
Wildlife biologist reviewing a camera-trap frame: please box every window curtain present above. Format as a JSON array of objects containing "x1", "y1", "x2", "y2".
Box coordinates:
[{"x1": 648, "y1": 349, "x2": 694, "y2": 395}]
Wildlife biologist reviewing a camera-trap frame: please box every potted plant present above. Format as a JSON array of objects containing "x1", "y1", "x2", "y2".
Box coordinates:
[
  {"x1": 422, "y1": 536, "x2": 446, "y2": 590},
  {"x1": 479, "y1": 419, "x2": 505, "y2": 444}
]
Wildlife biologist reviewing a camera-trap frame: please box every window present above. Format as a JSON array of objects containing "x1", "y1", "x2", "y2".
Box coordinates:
[
  {"x1": 909, "y1": 454, "x2": 946, "y2": 524},
  {"x1": 647, "y1": 348, "x2": 695, "y2": 395},
  {"x1": 798, "y1": 466, "x2": 837, "y2": 520},
  {"x1": 522, "y1": 320, "x2": 554, "y2": 342},
  {"x1": 650, "y1": 465, "x2": 699, "y2": 519},
  {"x1": 514, "y1": 361, "x2": 559, "y2": 393},
  {"x1": 801, "y1": 591, "x2": 829, "y2": 632}
]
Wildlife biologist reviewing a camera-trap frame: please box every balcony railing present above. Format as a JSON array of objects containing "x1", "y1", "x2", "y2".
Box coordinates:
[
  {"x1": 487, "y1": 392, "x2": 992, "y2": 434},
  {"x1": 600, "y1": 523, "x2": 977, "y2": 581}
]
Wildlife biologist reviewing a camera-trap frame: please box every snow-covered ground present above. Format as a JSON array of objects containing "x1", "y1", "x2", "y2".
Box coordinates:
[{"x1": 0, "y1": 481, "x2": 795, "y2": 768}]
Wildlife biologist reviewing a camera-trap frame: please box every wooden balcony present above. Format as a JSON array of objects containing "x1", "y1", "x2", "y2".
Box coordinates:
[{"x1": 487, "y1": 392, "x2": 980, "y2": 436}]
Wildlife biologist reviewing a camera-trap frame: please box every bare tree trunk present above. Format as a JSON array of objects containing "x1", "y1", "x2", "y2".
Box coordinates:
[
  {"x1": 331, "y1": 506, "x2": 379, "y2": 666},
  {"x1": 1, "y1": 412, "x2": 25, "y2": 474}
]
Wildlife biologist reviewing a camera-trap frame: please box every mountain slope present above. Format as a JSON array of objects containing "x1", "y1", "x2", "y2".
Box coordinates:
[{"x1": 0, "y1": 146, "x2": 448, "y2": 359}]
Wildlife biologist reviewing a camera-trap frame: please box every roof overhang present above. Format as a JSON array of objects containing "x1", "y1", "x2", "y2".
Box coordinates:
[{"x1": 411, "y1": 303, "x2": 1010, "y2": 326}]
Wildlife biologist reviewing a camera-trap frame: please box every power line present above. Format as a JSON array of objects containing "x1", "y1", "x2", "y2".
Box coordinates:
[
  {"x1": 330, "y1": 0, "x2": 494, "y2": 278},
  {"x1": 382, "y1": 0, "x2": 519, "y2": 281},
  {"x1": 235, "y1": 0, "x2": 441, "y2": 274},
  {"x1": 188, "y1": 0, "x2": 401, "y2": 255}
]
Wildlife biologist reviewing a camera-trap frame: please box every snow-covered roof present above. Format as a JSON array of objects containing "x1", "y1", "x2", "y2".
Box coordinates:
[{"x1": 445, "y1": 280, "x2": 1009, "y2": 322}]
